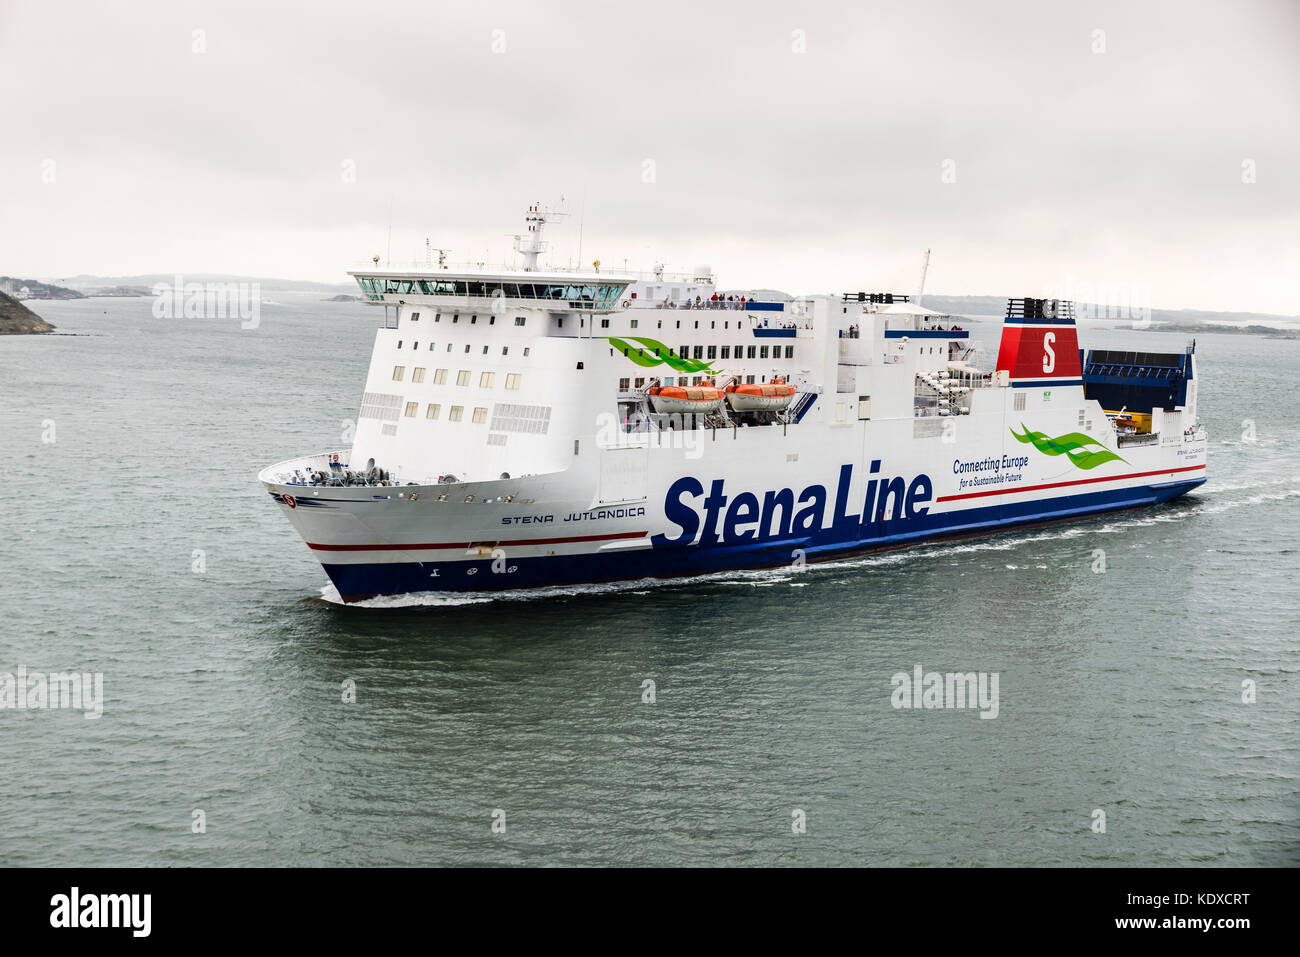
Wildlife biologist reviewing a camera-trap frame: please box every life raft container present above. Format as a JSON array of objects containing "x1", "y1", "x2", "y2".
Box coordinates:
[
  {"x1": 647, "y1": 384, "x2": 723, "y2": 415},
  {"x1": 723, "y1": 378, "x2": 796, "y2": 412}
]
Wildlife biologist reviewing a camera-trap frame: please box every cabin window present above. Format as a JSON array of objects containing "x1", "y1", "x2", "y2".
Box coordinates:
[
  {"x1": 746, "y1": 375, "x2": 756, "y2": 384},
  {"x1": 785, "y1": 346, "x2": 794, "y2": 358},
  {"x1": 630, "y1": 319, "x2": 639, "y2": 329},
  {"x1": 464, "y1": 345, "x2": 471, "y2": 353},
  {"x1": 453, "y1": 315, "x2": 459, "y2": 323},
  {"x1": 515, "y1": 317, "x2": 526, "y2": 326},
  {"x1": 747, "y1": 346, "x2": 757, "y2": 359},
  {"x1": 482, "y1": 345, "x2": 489, "y2": 354},
  {"x1": 557, "y1": 317, "x2": 564, "y2": 328},
  {"x1": 710, "y1": 321, "x2": 715, "y2": 329},
  {"x1": 675, "y1": 320, "x2": 680, "y2": 328},
  {"x1": 489, "y1": 316, "x2": 495, "y2": 325},
  {"x1": 678, "y1": 345, "x2": 688, "y2": 358},
  {"x1": 721, "y1": 346, "x2": 731, "y2": 359},
  {"x1": 435, "y1": 313, "x2": 441, "y2": 322},
  {"x1": 412, "y1": 342, "x2": 418, "y2": 350},
  {"x1": 410, "y1": 312, "x2": 420, "y2": 321},
  {"x1": 429, "y1": 342, "x2": 436, "y2": 351},
  {"x1": 472, "y1": 407, "x2": 488, "y2": 424},
  {"x1": 1014, "y1": 393, "x2": 1026, "y2": 411},
  {"x1": 456, "y1": 370, "x2": 471, "y2": 386},
  {"x1": 502, "y1": 347, "x2": 509, "y2": 355},
  {"x1": 663, "y1": 377, "x2": 674, "y2": 386},
  {"x1": 707, "y1": 345, "x2": 717, "y2": 359},
  {"x1": 480, "y1": 372, "x2": 496, "y2": 388},
  {"x1": 447, "y1": 343, "x2": 453, "y2": 352},
  {"x1": 392, "y1": 366, "x2": 405, "y2": 381},
  {"x1": 600, "y1": 319, "x2": 610, "y2": 328},
  {"x1": 635, "y1": 377, "x2": 645, "y2": 388},
  {"x1": 397, "y1": 341, "x2": 402, "y2": 349},
  {"x1": 404, "y1": 401, "x2": 418, "y2": 417},
  {"x1": 505, "y1": 374, "x2": 521, "y2": 390},
  {"x1": 523, "y1": 348, "x2": 530, "y2": 357},
  {"x1": 694, "y1": 321, "x2": 699, "y2": 329},
  {"x1": 433, "y1": 369, "x2": 447, "y2": 385},
  {"x1": 449, "y1": 406, "x2": 464, "y2": 422},
  {"x1": 470, "y1": 315, "x2": 477, "y2": 324},
  {"x1": 760, "y1": 346, "x2": 770, "y2": 359},
  {"x1": 412, "y1": 367, "x2": 426, "y2": 384},
  {"x1": 619, "y1": 378, "x2": 630, "y2": 391},
  {"x1": 426, "y1": 403, "x2": 440, "y2": 419}
]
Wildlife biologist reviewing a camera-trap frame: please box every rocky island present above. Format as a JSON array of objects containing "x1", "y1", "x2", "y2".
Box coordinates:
[{"x1": 0, "y1": 290, "x2": 55, "y2": 334}]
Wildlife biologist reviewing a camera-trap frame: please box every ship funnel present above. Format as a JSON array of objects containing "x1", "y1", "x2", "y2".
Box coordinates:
[{"x1": 993, "y1": 298, "x2": 1082, "y2": 387}]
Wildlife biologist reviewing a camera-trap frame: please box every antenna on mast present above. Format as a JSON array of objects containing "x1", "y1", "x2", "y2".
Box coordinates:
[
  {"x1": 512, "y1": 200, "x2": 568, "y2": 272},
  {"x1": 915, "y1": 248, "x2": 931, "y2": 308}
]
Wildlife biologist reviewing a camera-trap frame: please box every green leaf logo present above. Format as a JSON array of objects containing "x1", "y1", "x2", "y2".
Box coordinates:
[
  {"x1": 1009, "y1": 422, "x2": 1127, "y2": 470},
  {"x1": 600, "y1": 336, "x2": 715, "y2": 374}
]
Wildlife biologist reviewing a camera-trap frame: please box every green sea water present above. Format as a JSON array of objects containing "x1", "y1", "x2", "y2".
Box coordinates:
[{"x1": 1, "y1": 293, "x2": 1296, "y2": 866}]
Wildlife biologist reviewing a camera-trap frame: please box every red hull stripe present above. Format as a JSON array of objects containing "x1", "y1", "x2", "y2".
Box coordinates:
[
  {"x1": 936, "y1": 464, "x2": 1206, "y2": 503},
  {"x1": 307, "y1": 530, "x2": 648, "y2": 552}
]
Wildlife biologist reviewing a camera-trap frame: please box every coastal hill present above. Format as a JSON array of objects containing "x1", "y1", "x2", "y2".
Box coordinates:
[{"x1": 0, "y1": 290, "x2": 55, "y2": 334}]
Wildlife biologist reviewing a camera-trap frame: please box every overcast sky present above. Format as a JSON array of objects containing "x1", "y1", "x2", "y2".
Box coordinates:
[{"x1": 2, "y1": 0, "x2": 1297, "y2": 313}]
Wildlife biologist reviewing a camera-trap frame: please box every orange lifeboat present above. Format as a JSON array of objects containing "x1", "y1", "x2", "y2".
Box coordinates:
[
  {"x1": 647, "y1": 382, "x2": 723, "y2": 415},
  {"x1": 724, "y1": 377, "x2": 796, "y2": 412}
]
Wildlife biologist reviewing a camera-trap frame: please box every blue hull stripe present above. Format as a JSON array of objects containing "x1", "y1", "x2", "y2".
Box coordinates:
[{"x1": 319, "y1": 479, "x2": 1205, "y2": 601}]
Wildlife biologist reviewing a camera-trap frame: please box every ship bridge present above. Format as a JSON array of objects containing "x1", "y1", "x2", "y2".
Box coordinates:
[{"x1": 350, "y1": 268, "x2": 633, "y2": 319}]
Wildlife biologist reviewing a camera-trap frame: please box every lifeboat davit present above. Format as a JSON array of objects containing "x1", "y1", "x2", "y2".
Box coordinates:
[
  {"x1": 724, "y1": 378, "x2": 796, "y2": 412},
  {"x1": 647, "y1": 383, "x2": 723, "y2": 415}
]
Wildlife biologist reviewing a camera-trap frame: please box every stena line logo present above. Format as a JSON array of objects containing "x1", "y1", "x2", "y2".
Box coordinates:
[
  {"x1": 652, "y1": 462, "x2": 932, "y2": 547},
  {"x1": 50, "y1": 887, "x2": 151, "y2": 937}
]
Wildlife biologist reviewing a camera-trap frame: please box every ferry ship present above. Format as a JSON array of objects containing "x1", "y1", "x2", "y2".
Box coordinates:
[{"x1": 259, "y1": 206, "x2": 1208, "y2": 602}]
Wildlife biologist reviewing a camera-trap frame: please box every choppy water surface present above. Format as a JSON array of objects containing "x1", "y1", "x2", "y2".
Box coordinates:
[{"x1": 1, "y1": 295, "x2": 1296, "y2": 866}]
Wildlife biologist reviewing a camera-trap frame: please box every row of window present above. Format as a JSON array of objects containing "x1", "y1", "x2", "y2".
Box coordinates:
[
  {"x1": 679, "y1": 344, "x2": 795, "y2": 360},
  {"x1": 393, "y1": 367, "x2": 522, "y2": 389},
  {"x1": 403, "y1": 402, "x2": 489, "y2": 424},
  {"x1": 405, "y1": 311, "x2": 526, "y2": 328},
  {"x1": 395, "y1": 340, "x2": 532, "y2": 358},
  {"x1": 357, "y1": 276, "x2": 625, "y2": 307}
]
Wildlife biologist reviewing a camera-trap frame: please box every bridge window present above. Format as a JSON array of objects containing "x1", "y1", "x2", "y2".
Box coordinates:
[{"x1": 392, "y1": 366, "x2": 405, "y2": 381}]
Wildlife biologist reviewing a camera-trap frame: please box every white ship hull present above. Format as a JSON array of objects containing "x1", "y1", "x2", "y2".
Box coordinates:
[{"x1": 259, "y1": 212, "x2": 1207, "y2": 602}]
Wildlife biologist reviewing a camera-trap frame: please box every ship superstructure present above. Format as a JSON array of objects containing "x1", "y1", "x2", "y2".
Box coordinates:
[{"x1": 259, "y1": 207, "x2": 1207, "y2": 602}]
